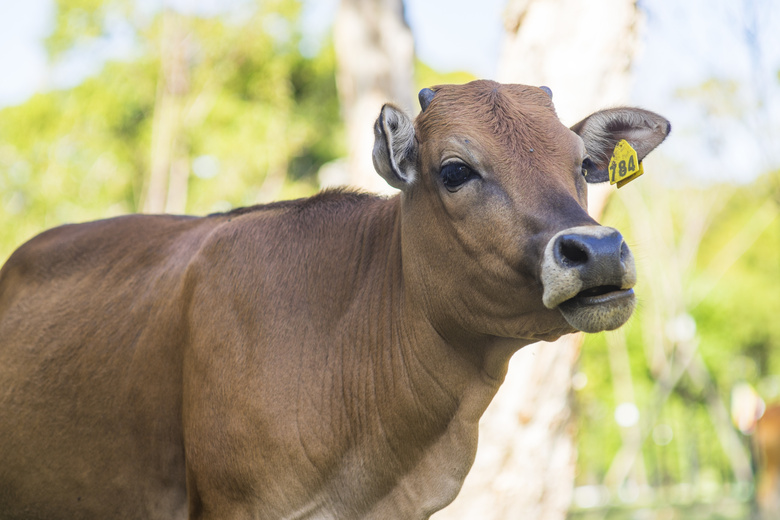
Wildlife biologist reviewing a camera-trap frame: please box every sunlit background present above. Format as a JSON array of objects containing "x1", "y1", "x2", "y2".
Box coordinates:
[{"x1": 1, "y1": 0, "x2": 779, "y2": 519}]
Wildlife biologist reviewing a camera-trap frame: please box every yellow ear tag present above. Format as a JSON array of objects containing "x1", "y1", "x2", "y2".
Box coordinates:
[{"x1": 608, "y1": 139, "x2": 644, "y2": 188}]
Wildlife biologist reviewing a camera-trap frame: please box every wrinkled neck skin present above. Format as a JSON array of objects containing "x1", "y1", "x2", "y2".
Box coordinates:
[{"x1": 320, "y1": 195, "x2": 568, "y2": 518}]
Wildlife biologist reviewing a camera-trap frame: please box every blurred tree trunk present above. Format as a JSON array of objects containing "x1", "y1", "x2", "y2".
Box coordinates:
[
  {"x1": 332, "y1": 0, "x2": 414, "y2": 193},
  {"x1": 144, "y1": 10, "x2": 190, "y2": 214},
  {"x1": 435, "y1": 1, "x2": 642, "y2": 518}
]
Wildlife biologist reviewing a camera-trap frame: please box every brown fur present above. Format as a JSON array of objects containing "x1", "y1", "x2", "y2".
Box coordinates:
[{"x1": 0, "y1": 80, "x2": 669, "y2": 519}]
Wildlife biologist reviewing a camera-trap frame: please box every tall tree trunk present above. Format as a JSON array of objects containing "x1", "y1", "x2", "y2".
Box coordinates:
[
  {"x1": 435, "y1": 1, "x2": 641, "y2": 518},
  {"x1": 332, "y1": 0, "x2": 414, "y2": 193},
  {"x1": 144, "y1": 10, "x2": 190, "y2": 214}
]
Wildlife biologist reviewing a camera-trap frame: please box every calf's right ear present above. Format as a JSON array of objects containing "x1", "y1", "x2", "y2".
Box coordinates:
[{"x1": 372, "y1": 104, "x2": 418, "y2": 190}]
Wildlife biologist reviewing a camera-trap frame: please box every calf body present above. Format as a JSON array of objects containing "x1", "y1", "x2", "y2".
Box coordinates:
[
  {"x1": 0, "y1": 195, "x2": 497, "y2": 519},
  {"x1": 0, "y1": 81, "x2": 669, "y2": 519}
]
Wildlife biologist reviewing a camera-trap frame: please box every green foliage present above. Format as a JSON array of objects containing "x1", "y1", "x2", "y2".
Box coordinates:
[
  {"x1": 0, "y1": 59, "x2": 154, "y2": 249},
  {"x1": 574, "y1": 172, "x2": 780, "y2": 503},
  {"x1": 45, "y1": 0, "x2": 134, "y2": 58},
  {"x1": 414, "y1": 60, "x2": 476, "y2": 91},
  {"x1": 694, "y1": 180, "x2": 780, "y2": 386},
  {"x1": 0, "y1": 0, "x2": 342, "y2": 263}
]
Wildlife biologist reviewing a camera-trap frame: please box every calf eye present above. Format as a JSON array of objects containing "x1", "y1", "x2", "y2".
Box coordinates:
[
  {"x1": 441, "y1": 162, "x2": 478, "y2": 191},
  {"x1": 581, "y1": 158, "x2": 595, "y2": 178}
]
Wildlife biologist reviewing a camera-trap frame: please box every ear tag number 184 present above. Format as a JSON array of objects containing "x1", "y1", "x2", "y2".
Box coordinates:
[{"x1": 609, "y1": 139, "x2": 644, "y2": 188}]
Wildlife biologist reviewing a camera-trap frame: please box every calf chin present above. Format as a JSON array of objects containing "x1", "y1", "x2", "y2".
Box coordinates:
[{"x1": 557, "y1": 289, "x2": 636, "y2": 333}]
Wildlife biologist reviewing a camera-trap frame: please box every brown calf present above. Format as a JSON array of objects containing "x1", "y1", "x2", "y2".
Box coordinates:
[
  {"x1": 756, "y1": 405, "x2": 780, "y2": 518},
  {"x1": 0, "y1": 80, "x2": 669, "y2": 519}
]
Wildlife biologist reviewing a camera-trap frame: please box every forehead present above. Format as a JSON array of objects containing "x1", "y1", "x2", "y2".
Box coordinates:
[{"x1": 415, "y1": 81, "x2": 582, "y2": 159}]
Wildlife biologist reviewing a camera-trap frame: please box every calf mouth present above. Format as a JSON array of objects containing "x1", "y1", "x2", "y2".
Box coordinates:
[
  {"x1": 557, "y1": 286, "x2": 636, "y2": 333},
  {"x1": 564, "y1": 285, "x2": 633, "y2": 306}
]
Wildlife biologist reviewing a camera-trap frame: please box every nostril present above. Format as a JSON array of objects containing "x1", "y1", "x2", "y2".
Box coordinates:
[{"x1": 557, "y1": 237, "x2": 589, "y2": 267}]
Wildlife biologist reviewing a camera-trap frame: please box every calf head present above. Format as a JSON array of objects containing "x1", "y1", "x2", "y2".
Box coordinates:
[{"x1": 373, "y1": 80, "x2": 670, "y2": 340}]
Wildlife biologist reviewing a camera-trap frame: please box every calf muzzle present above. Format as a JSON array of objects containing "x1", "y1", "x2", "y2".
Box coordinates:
[{"x1": 540, "y1": 226, "x2": 637, "y2": 333}]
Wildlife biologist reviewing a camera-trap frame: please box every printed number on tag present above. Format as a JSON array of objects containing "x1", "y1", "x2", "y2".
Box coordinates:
[{"x1": 609, "y1": 140, "x2": 644, "y2": 188}]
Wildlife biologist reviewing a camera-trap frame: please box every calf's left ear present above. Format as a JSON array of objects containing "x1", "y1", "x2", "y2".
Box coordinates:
[
  {"x1": 571, "y1": 108, "x2": 671, "y2": 183},
  {"x1": 372, "y1": 104, "x2": 418, "y2": 190}
]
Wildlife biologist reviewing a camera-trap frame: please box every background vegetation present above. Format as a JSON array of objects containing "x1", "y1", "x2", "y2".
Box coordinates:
[
  {"x1": 573, "y1": 176, "x2": 780, "y2": 518},
  {"x1": 0, "y1": 0, "x2": 343, "y2": 250}
]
